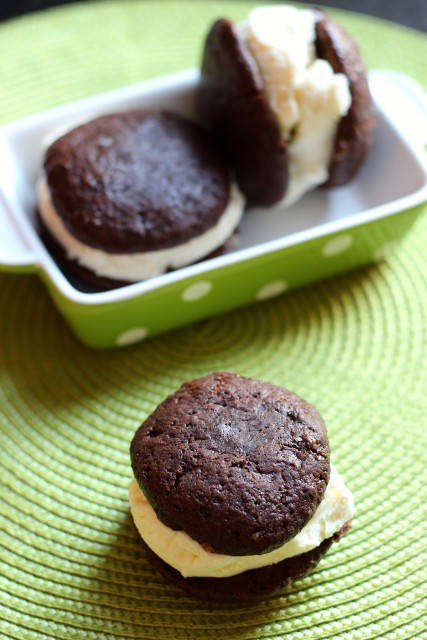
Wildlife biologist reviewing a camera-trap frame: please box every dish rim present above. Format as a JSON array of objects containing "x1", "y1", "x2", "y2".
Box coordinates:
[{"x1": 0, "y1": 68, "x2": 427, "y2": 307}]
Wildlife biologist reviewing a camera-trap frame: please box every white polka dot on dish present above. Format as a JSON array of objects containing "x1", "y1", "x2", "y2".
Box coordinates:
[
  {"x1": 322, "y1": 234, "x2": 353, "y2": 257},
  {"x1": 182, "y1": 281, "x2": 212, "y2": 301},
  {"x1": 256, "y1": 280, "x2": 288, "y2": 301},
  {"x1": 116, "y1": 327, "x2": 149, "y2": 346}
]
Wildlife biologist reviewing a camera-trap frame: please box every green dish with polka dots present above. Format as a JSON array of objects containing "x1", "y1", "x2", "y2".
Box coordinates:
[{"x1": 1, "y1": 68, "x2": 427, "y2": 348}]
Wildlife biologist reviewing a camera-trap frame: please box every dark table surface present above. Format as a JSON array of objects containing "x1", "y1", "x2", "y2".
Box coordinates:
[
  {"x1": 297, "y1": 0, "x2": 427, "y2": 32},
  {"x1": 1, "y1": 0, "x2": 427, "y2": 31}
]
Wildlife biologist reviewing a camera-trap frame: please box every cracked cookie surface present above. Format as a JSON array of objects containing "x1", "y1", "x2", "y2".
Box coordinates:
[{"x1": 130, "y1": 372, "x2": 330, "y2": 556}]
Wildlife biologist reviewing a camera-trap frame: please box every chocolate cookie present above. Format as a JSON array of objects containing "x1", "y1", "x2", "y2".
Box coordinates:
[
  {"x1": 44, "y1": 110, "x2": 231, "y2": 252},
  {"x1": 36, "y1": 212, "x2": 130, "y2": 292},
  {"x1": 131, "y1": 372, "x2": 330, "y2": 556},
  {"x1": 38, "y1": 109, "x2": 244, "y2": 290},
  {"x1": 142, "y1": 523, "x2": 350, "y2": 602},
  {"x1": 199, "y1": 19, "x2": 288, "y2": 207},
  {"x1": 36, "y1": 210, "x2": 238, "y2": 293},
  {"x1": 314, "y1": 10, "x2": 376, "y2": 187}
]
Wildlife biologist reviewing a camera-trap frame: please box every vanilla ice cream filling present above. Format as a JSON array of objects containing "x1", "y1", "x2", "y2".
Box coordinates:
[
  {"x1": 37, "y1": 178, "x2": 245, "y2": 281},
  {"x1": 242, "y1": 5, "x2": 352, "y2": 207},
  {"x1": 129, "y1": 464, "x2": 354, "y2": 578}
]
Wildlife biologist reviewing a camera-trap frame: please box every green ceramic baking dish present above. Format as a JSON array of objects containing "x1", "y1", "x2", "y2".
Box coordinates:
[{"x1": 0, "y1": 68, "x2": 426, "y2": 348}]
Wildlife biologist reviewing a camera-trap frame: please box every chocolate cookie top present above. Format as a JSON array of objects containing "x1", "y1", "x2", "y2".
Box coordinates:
[
  {"x1": 44, "y1": 110, "x2": 231, "y2": 253},
  {"x1": 130, "y1": 372, "x2": 330, "y2": 556},
  {"x1": 199, "y1": 19, "x2": 288, "y2": 207},
  {"x1": 314, "y1": 10, "x2": 376, "y2": 187}
]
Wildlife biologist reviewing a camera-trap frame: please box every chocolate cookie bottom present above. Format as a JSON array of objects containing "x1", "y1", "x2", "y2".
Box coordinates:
[
  {"x1": 141, "y1": 522, "x2": 351, "y2": 602},
  {"x1": 37, "y1": 211, "x2": 238, "y2": 293},
  {"x1": 37, "y1": 211, "x2": 130, "y2": 292}
]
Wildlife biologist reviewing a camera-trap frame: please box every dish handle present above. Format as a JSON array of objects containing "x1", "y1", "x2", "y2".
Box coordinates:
[{"x1": 0, "y1": 191, "x2": 37, "y2": 273}]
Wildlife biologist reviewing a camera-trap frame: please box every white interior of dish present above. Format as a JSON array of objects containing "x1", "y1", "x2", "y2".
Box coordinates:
[{"x1": 0, "y1": 68, "x2": 426, "y2": 304}]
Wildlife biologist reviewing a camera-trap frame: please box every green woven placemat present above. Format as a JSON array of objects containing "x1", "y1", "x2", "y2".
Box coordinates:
[{"x1": 1, "y1": 2, "x2": 426, "y2": 639}]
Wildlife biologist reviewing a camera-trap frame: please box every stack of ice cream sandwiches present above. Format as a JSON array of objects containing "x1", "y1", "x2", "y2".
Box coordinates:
[{"x1": 37, "y1": 4, "x2": 375, "y2": 292}]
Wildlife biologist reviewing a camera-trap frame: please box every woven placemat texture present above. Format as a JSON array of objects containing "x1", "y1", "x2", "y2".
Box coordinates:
[{"x1": 1, "y1": 2, "x2": 426, "y2": 639}]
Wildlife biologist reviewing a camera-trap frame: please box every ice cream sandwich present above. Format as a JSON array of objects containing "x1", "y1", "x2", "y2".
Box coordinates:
[
  {"x1": 199, "y1": 5, "x2": 376, "y2": 207},
  {"x1": 129, "y1": 372, "x2": 354, "y2": 601},
  {"x1": 38, "y1": 110, "x2": 245, "y2": 291}
]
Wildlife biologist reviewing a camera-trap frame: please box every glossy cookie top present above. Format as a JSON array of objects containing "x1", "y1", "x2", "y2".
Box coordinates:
[{"x1": 44, "y1": 109, "x2": 231, "y2": 253}]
